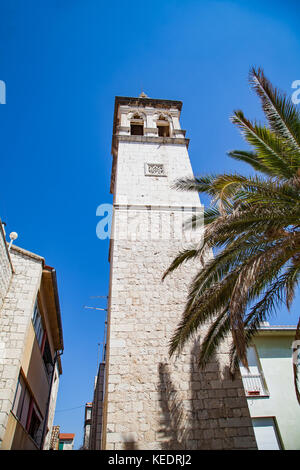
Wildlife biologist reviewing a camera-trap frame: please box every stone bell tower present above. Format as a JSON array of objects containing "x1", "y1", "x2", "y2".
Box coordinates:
[{"x1": 101, "y1": 94, "x2": 257, "y2": 450}]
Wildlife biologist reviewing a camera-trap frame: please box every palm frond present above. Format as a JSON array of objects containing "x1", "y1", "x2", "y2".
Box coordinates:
[
  {"x1": 249, "y1": 66, "x2": 300, "y2": 156},
  {"x1": 230, "y1": 111, "x2": 295, "y2": 179},
  {"x1": 166, "y1": 66, "x2": 300, "y2": 404}
]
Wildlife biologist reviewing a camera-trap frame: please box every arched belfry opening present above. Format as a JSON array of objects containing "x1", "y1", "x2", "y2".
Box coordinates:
[
  {"x1": 130, "y1": 113, "x2": 144, "y2": 136},
  {"x1": 157, "y1": 114, "x2": 170, "y2": 137}
]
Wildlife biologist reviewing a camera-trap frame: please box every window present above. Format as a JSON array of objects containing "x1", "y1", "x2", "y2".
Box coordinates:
[
  {"x1": 85, "y1": 407, "x2": 92, "y2": 421},
  {"x1": 28, "y1": 405, "x2": 42, "y2": 442},
  {"x1": 157, "y1": 124, "x2": 170, "y2": 137},
  {"x1": 252, "y1": 418, "x2": 282, "y2": 450},
  {"x1": 32, "y1": 301, "x2": 44, "y2": 347},
  {"x1": 157, "y1": 115, "x2": 170, "y2": 137},
  {"x1": 32, "y1": 301, "x2": 54, "y2": 381},
  {"x1": 42, "y1": 336, "x2": 54, "y2": 379},
  {"x1": 130, "y1": 113, "x2": 144, "y2": 135},
  {"x1": 240, "y1": 345, "x2": 268, "y2": 396},
  {"x1": 12, "y1": 373, "x2": 43, "y2": 445},
  {"x1": 130, "y1": 124, "x2": 144, "y2": 135},
  {"x1": 12, "y1": 375, "x2": 30, "y2": 429}
]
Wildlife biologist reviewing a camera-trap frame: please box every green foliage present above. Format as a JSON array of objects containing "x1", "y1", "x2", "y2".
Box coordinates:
[{"x1": 163, "y1": 67, "x2": 300, "y2": 404}]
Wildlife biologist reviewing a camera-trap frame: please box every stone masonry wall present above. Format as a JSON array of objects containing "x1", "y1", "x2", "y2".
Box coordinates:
[
  {"x1": 0, "y1": 247, "x2": 43, "y2": 447},
  {"x1": 103, "y1": 111, "x2": 257, "y2": 449},
  {"x1": 104, "y1": 209, "x2": 257, "y2": 450},
  {"x1": 90, "y1": 362, "x2": 105, "y2": 450},
  {"x1": 114, "y1": 141, "x2": 202, "y2": 207}
]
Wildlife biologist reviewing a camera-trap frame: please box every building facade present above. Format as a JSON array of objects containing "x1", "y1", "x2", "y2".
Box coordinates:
[
  {"x1": 82, "y1": 402, "x2": 92, "y2": 449},
  {"x1": 88, "y1": 362, "x2": 105, "y2": 450},
  {"x1": 50, "y1": 425, "x2": 60, "y2": 450},
  {"x1": 240, "y1": 324, "x2": 300, "y2": 450},
  {"x1": 99, "y1": 95, "x2": 257, "y2": 450},
  {"x1": 58, "y1": 433, "x2": 75, "y2": 450},
  {"x1": 0, "y1": 220, "x2": 63, "y2": 450}
]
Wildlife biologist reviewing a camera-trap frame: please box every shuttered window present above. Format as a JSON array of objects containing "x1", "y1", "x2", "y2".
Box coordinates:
[{"x1": 252, "y1": 417, "x2": 282, "y2": 450}]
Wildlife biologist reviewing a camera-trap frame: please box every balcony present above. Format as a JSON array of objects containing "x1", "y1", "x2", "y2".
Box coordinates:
[{"x1": 242, "y1": 373, "x2": 269, "y2": 397}]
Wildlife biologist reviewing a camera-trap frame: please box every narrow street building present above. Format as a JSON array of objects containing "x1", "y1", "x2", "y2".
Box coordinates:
[
  {"x1": 240, "y1": 324, "x2": 300, "y2": 449},
  {"x1": 0, "y1": 220, "x2": 63, "y2": 449}
]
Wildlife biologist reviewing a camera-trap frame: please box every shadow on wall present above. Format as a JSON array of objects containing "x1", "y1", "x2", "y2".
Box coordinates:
[
  {"x1": 122, "y1": 339, "x2": 254, "y2": 450},
  {"x1": 157, "y1": 361, "x2": 192, "y2": 449},
  {"x1": 157, "y1": 340, "x2": 252, "y2": 450},
  {"x1": 123, "y1": 438, "x2": 138, "y2": 450}
]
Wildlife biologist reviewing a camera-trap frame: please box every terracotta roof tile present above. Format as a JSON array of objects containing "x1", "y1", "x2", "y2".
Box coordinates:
[{"x1": 59, "y1": 433, "x2": 75, "y2": 440}]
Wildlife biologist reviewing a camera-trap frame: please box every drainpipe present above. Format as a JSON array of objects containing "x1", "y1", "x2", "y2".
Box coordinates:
[{"x1": 40, "y1": 349, "x2": 63, "y2": 450}]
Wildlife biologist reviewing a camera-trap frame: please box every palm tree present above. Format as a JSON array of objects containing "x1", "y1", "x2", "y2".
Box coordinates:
[{"x1": 163, "y1": 67, "x2": 300, "y2": 404}]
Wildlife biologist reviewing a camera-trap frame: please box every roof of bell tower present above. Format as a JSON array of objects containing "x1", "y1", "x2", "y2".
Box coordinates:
[
  {"x1": 112, "y1": 95, "x2": 183, "y2": 141},
  {"x1": 110, "y1": 95, "x2": 187, "y2": 194}
]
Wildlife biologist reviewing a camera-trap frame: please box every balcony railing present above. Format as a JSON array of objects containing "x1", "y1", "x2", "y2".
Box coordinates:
[{"x1": 242, "y1": 373, "x2": 268, "y2": 397}]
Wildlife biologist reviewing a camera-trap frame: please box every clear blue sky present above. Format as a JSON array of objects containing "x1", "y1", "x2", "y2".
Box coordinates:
[{"x1": 0, "y1": 0, "x2": 299, "y2": 449}]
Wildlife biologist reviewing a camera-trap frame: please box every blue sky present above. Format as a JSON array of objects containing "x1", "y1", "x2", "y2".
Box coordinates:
[{"x1": 0, "y1": 0, "x2": 300, "y2": 449}]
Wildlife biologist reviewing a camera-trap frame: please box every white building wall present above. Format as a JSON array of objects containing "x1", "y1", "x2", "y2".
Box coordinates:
[
  {"x1": 247, "y1": 334, "x2": 300, "y2": 450},
  {"x1": 114, "y1": 141, "x2": 201, "y2": 207}
]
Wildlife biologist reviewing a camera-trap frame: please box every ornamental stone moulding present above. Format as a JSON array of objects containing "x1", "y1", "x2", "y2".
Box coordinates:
[{"x1": 144, "y1": 163, "x2": 167, "y2": 177}]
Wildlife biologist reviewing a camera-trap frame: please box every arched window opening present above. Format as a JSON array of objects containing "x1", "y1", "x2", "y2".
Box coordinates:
[
  {"x1": 130, "y1": 113, "x2": 144, "y2": 136},
  {"x1": 157, "y1": 115, "x2": 170, "y2": 137}
]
